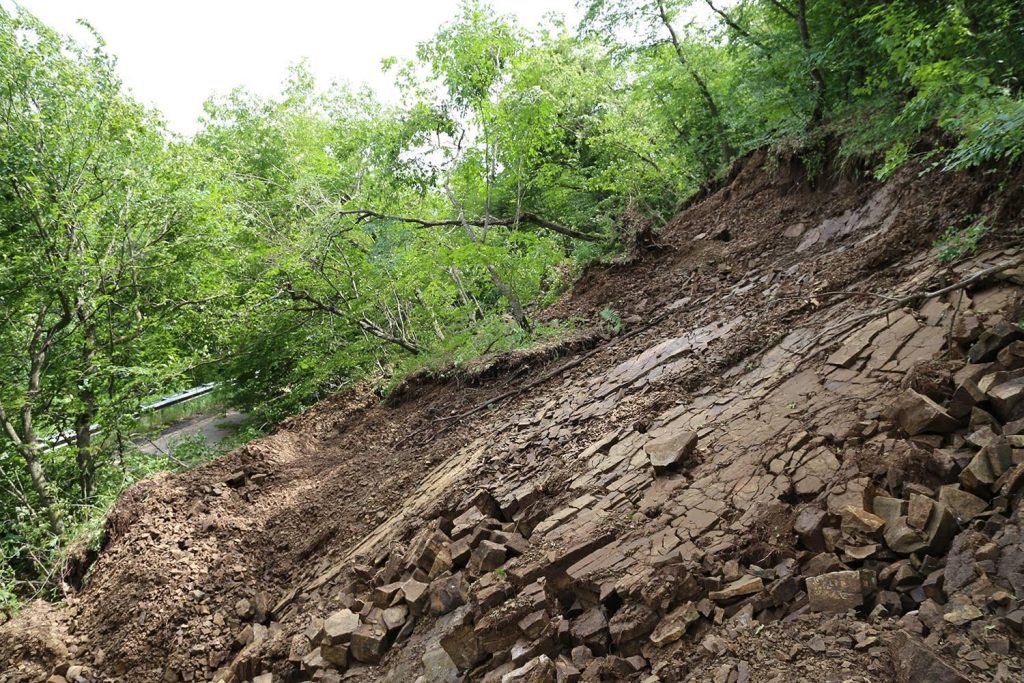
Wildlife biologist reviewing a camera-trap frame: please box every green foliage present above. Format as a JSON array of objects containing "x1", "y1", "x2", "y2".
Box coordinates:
[
  {"x1": 599, "y1": 308, "x2": 623, "y2": 334},
  {"x1": 934, "y1": 219, "x2": 991, "y2": 263}
]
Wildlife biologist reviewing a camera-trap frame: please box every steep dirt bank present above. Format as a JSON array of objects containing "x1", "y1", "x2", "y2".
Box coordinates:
[{"x1": 3, "y1": 153, "x2": 1024, "y2": 682}]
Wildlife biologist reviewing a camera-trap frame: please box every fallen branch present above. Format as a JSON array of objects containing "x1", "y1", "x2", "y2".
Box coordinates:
[
  {"x1": 804, "y1": 257, "x2": 1022, "y2": 361},
  {"x1": 335, "y1": 209, "x2": 601, "y2": 242}
]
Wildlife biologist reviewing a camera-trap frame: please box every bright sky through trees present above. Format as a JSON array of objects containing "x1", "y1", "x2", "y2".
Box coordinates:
[{"x1": 13, "y1": 0, "x2": 583, "y2": 134}]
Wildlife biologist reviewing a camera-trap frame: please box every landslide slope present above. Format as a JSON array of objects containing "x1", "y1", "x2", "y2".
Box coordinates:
[{"x1": 4, "y1": 152, "x2": 1024, "y2": 683}]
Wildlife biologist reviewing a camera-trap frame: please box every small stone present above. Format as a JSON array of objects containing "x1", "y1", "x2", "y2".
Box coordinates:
[
  {"x1": 883, "y1": 517, "x2": 926, "y2": 554},
  {"x1": 649, "y1": 602, "x2": 699, "y2": 647},
  {"x1": 841, "y1": 506, "x2": 886, "y2": 536},
  {"x1": 429, "y1": 573, "x2": 468, "y2": 615},
  {"x1": 968, "y1": 321, "x2": 1023, "y2": 363},
  {"x1": 708, "y1": 575, "x2": 763, "y2": 602},
  {"x1": 302, "y1": 647, "x2": 326, "y2": 671},
  {"x1": 948, "y1": 379, "x2": 988, "y2": 419},
  {"x1": 871, "y1": 496, "x2": 908, "y2": 525},
  {"x1": 889, "y1": 630, "x2": 970, "y2": 682},
  {"x1": 235, "y1": 597, "x2": 253, "y2": 619},
  {"x1": 321, "y1": 642, "x2": 349, "y2": 668},
  {"x1": 288, "y1": 633, "x2": 312, "y2": 662},
  {"x1": 644, "y1": 431, "x2": 698, "y2": 473},
  {"x1": 401, "y1": 578, "x2": 430, "y2": 613},
  {"x1": 608, "y1": 603, "x2": 658, "y2": 644},
  {"x1": 382, "y1": 605, "x2": 408, "y2": 632},
  {"x1": 937, "y1": 485, "x2": 988, "y2": 523},
  {"x1": 943, "y1": 604, "x2": 983, "y2": 626},
  {"x1": 906, "y1": 495, "x2": 932, "y2": 532},
  {"x1": 350, "y1": 622, "x2": 388, "y2": 664},
  {"x1": 570, "y1": 607, "x2": 608, "y2": 654},
  {"x1": 794, "y1": 507, "x2": 829, "y2": 552},
  {"x1": 469, "y1": 540, "x2": 507, "y2": 574},
  {"x1": 987, "y1": 378, "x2": 1024, "y2": 421},
  {"x1": 502, "y1": 654, "x2": 557, "y2": 683}
]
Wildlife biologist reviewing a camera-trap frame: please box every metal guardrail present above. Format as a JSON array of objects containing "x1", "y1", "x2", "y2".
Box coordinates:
[{"x1": 41, "y1": 383, "x2": 219, "y2": 451}]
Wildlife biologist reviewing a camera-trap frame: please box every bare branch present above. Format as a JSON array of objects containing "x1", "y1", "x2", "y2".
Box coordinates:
[{"x1": 334, "y1": 209, "x2": 601, "y2": 242}]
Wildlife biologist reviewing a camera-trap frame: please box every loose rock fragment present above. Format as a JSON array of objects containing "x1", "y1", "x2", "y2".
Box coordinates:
[
  {"x1": 501, "y1": 654, "x2": 557, "y2": 683},
  {"x1": 649, "y1": 602, "x2": 699, "y2": 646},
  {"x1": 708, "y1": 575, "x2": 763, "y2": 602},
  {"x1": 793, "y1": 507, "x2": 829, "y2": 552},
  {"x1": 322, "y1": 608, "x2": 359, "y2": 645},
  {"x1": 889, "y1": 630, "x2": 970, "y2": 683},
  {"x1": 937, "y1": 485, "x2": 987, "y2": 523},
  {"x1": 806, "y1": 570, "x2": 871, "y2": 613},
  {"x1": 349, "y1": 622, "x2": 388, "y2": 664},
  {"x1": 887, "y1": 389, "x2": 960, "y2": 436},
  {"x1": 644, "y1": 431, "x2": 697, "y2": 473},
  {"x1": 430, "y1": 573, "x2": 468, "y2": 615}
]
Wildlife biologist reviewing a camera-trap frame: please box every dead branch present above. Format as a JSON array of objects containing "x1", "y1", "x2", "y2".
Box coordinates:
[
  {"x1": 804, "y1": 257, "x2": 1022, "y2": 361},
  {"x1": 335, "y1": 209, "x2": 601, "y2": 242}
]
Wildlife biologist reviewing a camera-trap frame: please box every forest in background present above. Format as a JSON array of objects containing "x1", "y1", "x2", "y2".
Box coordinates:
[{"x1": 1, "y1": 0, "x2": 1022, "y2": 609}]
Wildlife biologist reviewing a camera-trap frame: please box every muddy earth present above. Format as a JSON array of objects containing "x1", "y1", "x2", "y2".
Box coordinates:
[{"x1": 4, "y1": 152, "x2": 1024, "y2": 682}]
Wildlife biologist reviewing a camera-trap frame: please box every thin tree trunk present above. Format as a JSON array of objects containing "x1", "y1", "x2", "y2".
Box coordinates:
[
  {"x1": 657, "y1": 0, "x2": 734, "y2": 163},
  {"x1": 0, "y1": 402, "x2": 64, "y2": 536},
  {"x1": 795, "y1": 0, "x2": 826, "y2": 125},
  {"x1": 22, "y1": 446, "x2": 64, "y2": 536},
  {"x1": 74, "y1": 312, "x2": 99, "y2": 500},
  {"x1": 443, "y1": 184, "x2": 532, "y2": 333}
]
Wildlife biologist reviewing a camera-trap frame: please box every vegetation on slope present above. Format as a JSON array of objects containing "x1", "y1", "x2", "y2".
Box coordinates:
[{"x1": 1, "y1": 0, "x2": 1022, "y2": 609}]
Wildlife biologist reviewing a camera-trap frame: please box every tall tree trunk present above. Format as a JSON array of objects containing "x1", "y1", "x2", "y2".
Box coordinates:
[
  {"x1": 22, "y1": 445, "x2": 64, "y2": 536},
  {"x1": 74, "y1": 316, "x2": 99, "y2": 500},
  {"x1": 657, "y1": 0, "x2": 734, "y2": 163},
  {"x1": 796, "y1": 0, "x2": 827, "y2": 125},
  {"x1": 74, "y1": 397, "x2": 97, "y2": 501},
  {"x1": 0, "y1": 304, "x2": 74, "y2": 537},
  {"x1": 485, "y1": 264, "x2": 531, "y2": 333},
  {"x1": 0, "y1": 402, "x2": 64, "y2": 537}
]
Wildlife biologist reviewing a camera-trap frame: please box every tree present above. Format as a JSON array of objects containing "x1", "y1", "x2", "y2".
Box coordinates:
[{"x1": 0, "y1": 8, "x2": 228, "y2": 535}]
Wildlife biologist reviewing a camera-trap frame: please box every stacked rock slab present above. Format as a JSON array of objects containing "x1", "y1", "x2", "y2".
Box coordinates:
[{"x1": 210, "y1": 253, "x2": 1024, "y2": 683}]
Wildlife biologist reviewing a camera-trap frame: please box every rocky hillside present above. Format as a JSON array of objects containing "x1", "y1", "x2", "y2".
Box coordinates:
[{"x1": 3, "y1": 153, "x2": 1024, "y2": 683}]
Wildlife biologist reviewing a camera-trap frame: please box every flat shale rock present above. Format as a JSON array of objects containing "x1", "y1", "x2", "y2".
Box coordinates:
[
  {"x1": 708, "y1": 575, "x2": 762, "y2": 602},
  {"x1": 500, "y1": 654, "x2": 556, "y2": 682},
  {"x1": 888, "y1": 630, "x2": 971, "y2": 683}
]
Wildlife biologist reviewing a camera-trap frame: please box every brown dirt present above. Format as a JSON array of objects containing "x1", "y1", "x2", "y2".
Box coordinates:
[{"x1": 2, "y1": 152, "x2": 1023, "y2": 683}]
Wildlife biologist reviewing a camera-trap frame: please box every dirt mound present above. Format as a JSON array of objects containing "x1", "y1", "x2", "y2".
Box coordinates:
[{"x1": 3, "y1": 155, "x2": 1024, "y2": 683}]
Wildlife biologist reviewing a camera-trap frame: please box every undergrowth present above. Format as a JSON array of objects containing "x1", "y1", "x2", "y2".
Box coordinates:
[{"x1": 934, "y1": 218, "x2": 991, "y2": 263}]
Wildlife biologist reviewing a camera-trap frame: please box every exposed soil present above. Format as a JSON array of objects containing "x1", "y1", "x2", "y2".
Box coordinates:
[{"x1": 3, "y1": 152, "x2": 1024, "y2": 683}]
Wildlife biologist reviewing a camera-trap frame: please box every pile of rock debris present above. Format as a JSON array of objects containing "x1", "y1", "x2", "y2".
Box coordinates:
[{"x1": 213, "y1": 316, "x2": 1024, "y2": 682}]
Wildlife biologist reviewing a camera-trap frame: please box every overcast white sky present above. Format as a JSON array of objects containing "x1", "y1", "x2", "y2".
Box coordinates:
[{"x1": 14, "y1": 0, "x2": 584, "y2": 135}]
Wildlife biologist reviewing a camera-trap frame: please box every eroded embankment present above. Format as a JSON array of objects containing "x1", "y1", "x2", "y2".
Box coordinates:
[{"x1": 3, "y1": 154, "x2": 1024, "y2": 683}]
